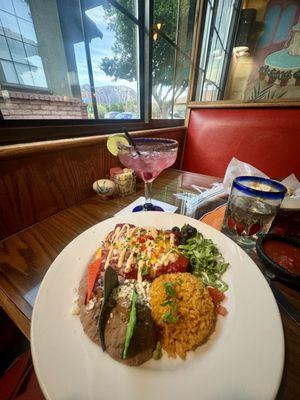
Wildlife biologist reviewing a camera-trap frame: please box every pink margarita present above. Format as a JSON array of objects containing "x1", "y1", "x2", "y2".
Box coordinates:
[{"x1": 118, "y1": 138, "x2": 178, "y2": 211}]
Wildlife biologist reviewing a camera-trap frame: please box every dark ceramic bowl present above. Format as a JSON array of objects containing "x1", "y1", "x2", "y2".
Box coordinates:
[{"x1": 256, "y1": 234, "x2": 300, "y2": 287}]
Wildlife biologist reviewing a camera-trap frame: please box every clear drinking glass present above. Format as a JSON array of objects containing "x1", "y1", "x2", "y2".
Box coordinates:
[
  {"x1": 222, "y1": 176, "x2": 287, "y2": 247},
  {"x1": 118, "y1": 138, "x2": 178, "y2": 211}
]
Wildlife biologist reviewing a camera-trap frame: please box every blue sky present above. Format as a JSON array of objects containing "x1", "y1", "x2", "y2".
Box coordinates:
[{"x1": 74, "y1": 5, "x2": 138, "y2": 92}]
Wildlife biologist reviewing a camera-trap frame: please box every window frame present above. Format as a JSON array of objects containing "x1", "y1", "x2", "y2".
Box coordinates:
[
  {"x1": 0, "y1": 0, "x2": 185, "y2": 145},
  {"x1": 0, "y1": 118, "x2": 184, "y2": 145},
  {"x1": 195, "y1": 0, "x2": 242, "y2": 102}
]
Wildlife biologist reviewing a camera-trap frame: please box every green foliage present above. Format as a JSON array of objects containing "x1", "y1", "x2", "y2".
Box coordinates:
[
  {"x1": 108, "y1": 103, "x2": 125, "y2": 112},
  {"x1": 86, "y1": 104, "x2": 95, "y2": 119},
  {"x1": 279, "y1": 70, "x2": 292, "y2": 81},
  {"x1": 125, "y1": 100, "x2": 137, "y2": 112},
  {"x1": 259, "y1": 65, "x2": 269, "y2": 75},
  {"x1": 249, "y1": 83, "x2": 287, "y2": 100},
  {"x1": 100, "y1": 0, "x2": 137, "y2": 82},
  {"x1": 99, "y1": 1, "x2": 195, "y2": 118},
  {"x1": 97, "y1": 104, "x2": 107, "y2": 118},
  {"x1": 268, "y1": 68, "x2": 280, "y2": 80},
  {"x1": 293, "y1": 69, "x2": 300, "y2": 79}
]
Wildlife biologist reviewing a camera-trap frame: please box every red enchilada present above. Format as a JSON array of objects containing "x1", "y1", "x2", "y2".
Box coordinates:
[{"x1": 95, "y1": 223, "x2": 189, "y2": 283}]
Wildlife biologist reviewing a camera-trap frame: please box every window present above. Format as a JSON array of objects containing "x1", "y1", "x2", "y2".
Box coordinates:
[
  {"x1": 0, "y1": 0, "x2": 195, "y2": 127},
  {"x1": 152, "y1": 0, "x2": 197, "y2": 119},
  {"x1": 75, "y1": 1, "x2": 140, "y2": 119},
  {"x1": 0, "y1": 0, "x2": 47, "y2": 90},
  {"x1": 196, "y1": 0, "x2": 241, "y2": 101}
]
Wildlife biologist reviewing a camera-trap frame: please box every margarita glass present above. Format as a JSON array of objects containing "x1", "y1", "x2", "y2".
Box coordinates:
[{"x1": 118, "y1": 138, "x2": 178, "y2": 211}]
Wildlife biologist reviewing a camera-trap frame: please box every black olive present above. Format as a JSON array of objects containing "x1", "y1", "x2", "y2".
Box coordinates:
[
  {"x1": 181, "y1": 225, "x2": 188, "y2": 233},
  {"x1": 187, "y1": 226, "x2": 197, "y2": 237},
  {"x1": 172, "y1": 226, "x2": 180, "y2": 235}
]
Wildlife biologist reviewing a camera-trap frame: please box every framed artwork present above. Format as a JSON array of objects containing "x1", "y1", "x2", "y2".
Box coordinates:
[
  {"x1": 196, "y1": 0, "x2": 300, "y2": 103},
  {"x1": 226, "y1": 0, "x2": 300, "y2": 101}
]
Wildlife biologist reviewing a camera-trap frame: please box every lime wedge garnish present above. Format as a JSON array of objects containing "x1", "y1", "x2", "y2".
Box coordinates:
[{"x1": 107, "y1": 134, "x2": 129, "y2": 156}]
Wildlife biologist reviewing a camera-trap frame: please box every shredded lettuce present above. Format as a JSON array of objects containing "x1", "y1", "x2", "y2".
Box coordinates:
[{"x1": 178, "y1": 233, "x2": 229, "y2": 292}]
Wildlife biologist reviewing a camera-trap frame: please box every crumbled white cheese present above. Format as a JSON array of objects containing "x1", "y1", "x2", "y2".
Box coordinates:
[
  {"x1": 112, "y1": 280, "x2": 151, "y2": 305},
  {"x1": 71, "y1": 303, "x2": 80, "y2": 315},
  {"x1": 136, "y1": 280, "x2": 151, "y2": 304},
  {"x1": 86, "y1": 298, "x2": 95, "y2": 311},
  {"x1": 113, "y1": 282, "x2": 133, "y2": 300},
  {"x1": 72, "y1": 295, "x2": 79, "y2": 303},
  {"x1": 71, "y1": 294, "x2": 80, "y2": 315}
]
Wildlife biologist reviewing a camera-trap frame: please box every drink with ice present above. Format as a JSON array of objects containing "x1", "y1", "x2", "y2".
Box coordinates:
[
  {"x1": 222, "y1": 176, "x2": 287, "y2": 247},
  {"x1": 118, "y1": 138, "x2": 178, "y2": 211},
  {"x1": 119, "y1": 144, "x2": 177, "y2": 182}
]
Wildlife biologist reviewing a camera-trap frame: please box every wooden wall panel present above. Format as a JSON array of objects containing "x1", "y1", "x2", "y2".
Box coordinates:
[{"x1": 0, "y1": 127, "x2": 185, "y2": 239}]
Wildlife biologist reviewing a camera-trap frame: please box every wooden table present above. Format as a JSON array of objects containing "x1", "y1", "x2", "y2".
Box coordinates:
[{"x1": 0, "y1": 169, "x2": 299, "y2": 399}]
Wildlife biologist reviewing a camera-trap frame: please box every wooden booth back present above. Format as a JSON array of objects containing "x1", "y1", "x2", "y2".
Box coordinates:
[{"x1": 0, "y1": 127, "x2": 185, "y2": 239}]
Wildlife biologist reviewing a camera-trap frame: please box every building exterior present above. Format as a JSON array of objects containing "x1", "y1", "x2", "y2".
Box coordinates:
[{"x1": 0, "y1": 0, "x2": 88, "y2": 119}]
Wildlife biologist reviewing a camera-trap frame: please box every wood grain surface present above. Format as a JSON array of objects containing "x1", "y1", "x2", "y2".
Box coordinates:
[
  {"x1": 0, "y1": 169, "x2": 298, "y2": 399},
  {"x1": 0, "y1": 127, "x2": 185, "y2": 239},
  {"x1": 188, "y1": 99, "x2": 300, "y2": 108}
]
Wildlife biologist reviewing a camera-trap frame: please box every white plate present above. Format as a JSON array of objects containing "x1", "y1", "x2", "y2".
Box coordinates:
[{"x1": 31, "y1": 212, "x2": 284, "y2": 400}]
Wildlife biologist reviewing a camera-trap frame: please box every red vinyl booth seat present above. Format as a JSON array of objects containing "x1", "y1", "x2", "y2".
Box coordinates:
[{"x1": 182, "y1": 107, "x2": 300, "y2": 178}]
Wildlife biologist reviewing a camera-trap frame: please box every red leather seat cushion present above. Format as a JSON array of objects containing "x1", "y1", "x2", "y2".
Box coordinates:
[
  {"x1": 183, "y1": 108, "x2": 300, "y2": 178},
  {"x1": 0, "y1": 351, "x2": 44, "y2": 400}
]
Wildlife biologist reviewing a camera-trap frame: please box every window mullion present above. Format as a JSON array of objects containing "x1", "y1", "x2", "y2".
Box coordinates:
[
  {"x1": 198, "y1": 0, "x2": 219, "y2": 100},
  {"x1": 218, "y1": 0, "x2": 242, "y2": 99},
  {"x1": 144, "y1": 0, "x2": 152, "y2": 122},
  {"x1": 79, "y1": 0, "x2": 98, "y2": 119}
]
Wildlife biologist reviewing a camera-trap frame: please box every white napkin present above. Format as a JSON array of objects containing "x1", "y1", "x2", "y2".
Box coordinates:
[
  {"x1": 222, "y1": 158, "x2": 300, "y2": 209},
  {"x1": 222, "y1": 157, "x2": 300, "y2": 195},
  {"x1": 222, "y1": 157, "x2": 268, "y2": 193},
  {"x1": 281, "y1": 174, "x2": 300, "y2": 197},
  {"x1": 114, "y1": 197, "x2": 177, "y2": 216}
]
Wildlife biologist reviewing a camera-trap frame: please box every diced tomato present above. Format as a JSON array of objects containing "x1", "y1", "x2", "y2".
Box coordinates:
[
  {"x1": 216, "y1": 304, "x2": 228, "y2": 316},
  {"x1": 86, "y1": 258, "x2": 102, "y2": 304},
  {"x1": 138, "y1": 237, "x2": 146, "y2": 243},
  {"x1": 208, "y1": 287, "x2": 225, "y2": 304},
  {"x1": 145, "y1": 235, "x2": 154, "y2": 240},
  {"x1": 156, "y1": 255, "x2": 189, "y2": 276},
  {"x1": 124, "y1": 268, "x2": 138, "y2": 280}
]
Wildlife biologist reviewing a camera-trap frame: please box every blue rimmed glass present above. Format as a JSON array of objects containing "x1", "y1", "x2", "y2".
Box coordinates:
[
  {"x1": 118, "y1": 138, "x2": 178, "y2": 211},
  {"x1": 222, "y1": 176, "x2": 287, "y2": 247}
]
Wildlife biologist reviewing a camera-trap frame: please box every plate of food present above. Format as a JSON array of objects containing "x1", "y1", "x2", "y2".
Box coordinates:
[{"x1": 31, "y1": 212, "x2": 284, "y2": 400}]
